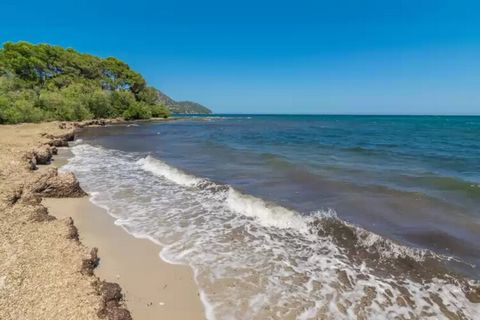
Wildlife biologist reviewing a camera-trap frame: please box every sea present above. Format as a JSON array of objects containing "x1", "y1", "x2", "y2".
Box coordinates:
[{"x1": 64, "y1": 115, "x2": 480, "y2": 319}]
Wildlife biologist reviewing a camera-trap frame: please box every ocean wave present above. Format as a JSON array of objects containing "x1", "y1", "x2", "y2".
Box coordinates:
[
  {"x1": 138, "y1": 155, "x2": 312, "y2": 231},
  {"x1": 66, "y1": 145, "x2": 480, "y2": 319},
  {"x1": 136, "y1": 155, "x2": 467, "y2": 268},
  {"x1": 137, "y1": 155, "x2": 204, "y2": 187}
]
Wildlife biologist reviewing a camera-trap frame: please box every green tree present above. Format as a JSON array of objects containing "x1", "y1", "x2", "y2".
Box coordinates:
[
  {"x1": 123, "y1": 101, "x2": 152, "y2": 120},
  {"x1": 86, "y1": 89, "x2": 113, "y2": 118},
  {"x1": 0, "y1": 41, "x2": 169, "y2": 124}
]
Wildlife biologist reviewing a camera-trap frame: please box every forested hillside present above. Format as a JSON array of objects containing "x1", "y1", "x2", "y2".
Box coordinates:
[
  {"x1": 155, "y1": 89, "x2": 212, "y2": 114},
  {"x1": 0, "y1": 41, "x2": 169, "y2": 124}
]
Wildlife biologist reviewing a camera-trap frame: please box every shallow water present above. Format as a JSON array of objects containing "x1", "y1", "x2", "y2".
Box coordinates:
[{"x1": 67, "y1": 115, "x2": 480, "y2": 319}]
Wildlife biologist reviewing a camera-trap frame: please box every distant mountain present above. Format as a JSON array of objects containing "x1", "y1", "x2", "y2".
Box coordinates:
[
  {"x1": 155, "y1": 90, "x2": 212, "y2": 114},
  {"x1": 174, "y1": 101, "x2": 212, "y2": 114}
]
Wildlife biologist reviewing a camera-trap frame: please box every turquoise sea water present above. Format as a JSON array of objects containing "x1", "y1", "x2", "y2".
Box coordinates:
[{"x1": 70, "y1": 115, "x2": 480, "y2": 319}]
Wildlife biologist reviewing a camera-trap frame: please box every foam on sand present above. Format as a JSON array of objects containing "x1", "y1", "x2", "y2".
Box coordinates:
[{"x1": 65, "y1": 144, "x2": 480, "y2": 320}]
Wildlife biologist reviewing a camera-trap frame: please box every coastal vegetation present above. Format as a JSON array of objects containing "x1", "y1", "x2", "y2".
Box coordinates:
[
  {"x1": 0, "y1": 41, "x2": 170, "y2": 124},
  {"x1": 155, "y1": 89, "x2": 212, "y2": 114}
]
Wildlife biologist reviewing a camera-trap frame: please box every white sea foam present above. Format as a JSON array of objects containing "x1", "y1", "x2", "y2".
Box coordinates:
[
  {"x1": 137, "y1": 155, "x2": 203, "y2": 187},
  {"x1": 226, "y1": 188, "x2": 310, "y2": 231},
  {"x1": 135, "y1": 155, "x2": 441, "y2": 263},
  {"x1": 64, "y1": 144, "x2": 480, "y2": 320},
  {"x1": 138, "y1": 155, "x2": 313, "y2": 232}
]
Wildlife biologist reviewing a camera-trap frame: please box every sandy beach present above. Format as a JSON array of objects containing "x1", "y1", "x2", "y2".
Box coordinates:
[
  {"x1": 0, "y1": 121, "x2": 205, "y2": 320},
  {"x1": 43, "y1": 146, "x2": 205, "y2": 319}
]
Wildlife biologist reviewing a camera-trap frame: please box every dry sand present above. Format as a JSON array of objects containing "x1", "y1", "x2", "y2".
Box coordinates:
[
  {"x1": 0, "y1": 121, "x2": 205, "y2": 320},
  {"x1": 0, "y1": 122, "x2": 105, "y2": 319}
]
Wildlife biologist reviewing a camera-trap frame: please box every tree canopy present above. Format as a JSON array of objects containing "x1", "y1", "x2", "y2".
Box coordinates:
[{"x1": 0, "y1": 41, "x2": 169, "y2": 123}]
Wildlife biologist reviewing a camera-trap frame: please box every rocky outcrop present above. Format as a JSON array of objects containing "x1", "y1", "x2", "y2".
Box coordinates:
[
  {"x1": 44, "y1": 121, "x2": 132, "y2": 320},
  {"x1": 81, "y1": 247, "x2": 99, "y2": 276},
  {"x1": 0, "y1": 121, "x2": 132, "y2": 320},
  {"x1": 63, "y1": 118, "x2": 122, "y2": 130},
  {"x1": 44, "y1": 131, "x2": 74, "y2": 147},
  {"x1": 96, "y1": 281, "x2": 132, "y2": 320},
  {"x1": 33, "y1": 145, "x2": 53, "y2": 164},
  {"x1": 47, "y1": 138, "x2": 69, "y2": 147},
  {"x1": 27, "y1": 168, "x2": 87, "y2": 198},
  {"x1": 21, "y1": 137, "x2": 61, "y2": 170},
  {"x1": 66, "y1": 217, "x2": 80, "y2": 241},
  {"x1": 22, "y1": 151, "x2": 38, "y2": 170},
  {"x1": 73, "y1": 119, "x2": 108, "y2": 127},
  {"x1": 29, "y1": 203, "x2": 55, "y2": 222}
]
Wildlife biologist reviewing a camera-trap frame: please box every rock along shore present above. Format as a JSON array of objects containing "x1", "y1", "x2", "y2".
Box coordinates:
[{"x1": 0, "y1": 119, "x2": 132, "y2": 320}]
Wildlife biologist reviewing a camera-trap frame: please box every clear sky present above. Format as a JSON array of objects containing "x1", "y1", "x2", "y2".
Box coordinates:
[{"x1": 1, "y1": 0, "x2": 479, "y2": 114}]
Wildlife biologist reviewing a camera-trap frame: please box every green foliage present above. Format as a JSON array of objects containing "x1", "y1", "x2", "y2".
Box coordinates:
[
  {"x1": 123, "y1": 102, "x2": 152, "y2": 120},
  {"x1": 85, "y1": 89, "x2": 113, "y2": 118},
  {"x1": 0, "y1": 94, "x2": 45, "y2": 123},
  {"x1": 0, "y1": 41, "x2": 169, "y2": 124},
  {"x1": 37, "y1": 85, "x2": 94, "y2": 121},
  {"x1": 110, "y1": 90, "x2": 136, "y2": 115},
  {"x1": 137, "y1": 86, "x2": 158, "y2": 104},
  {"x1": 150, "y1": 103, "x2": 169, "y2": 118}
]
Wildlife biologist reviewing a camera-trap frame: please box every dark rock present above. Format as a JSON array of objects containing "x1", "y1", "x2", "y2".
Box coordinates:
[
  {"x1": 30, "y1": 204, "x2": 55, "y2": 222},
  {"x1": 101, "y1": 282, "x2": 123, "y2": 302},
  {"x1": 22, "y1": 151, "x2": 37, "y2": 170},
  {"x1": 61, "y1": 132, "x2": 75, "y2": 141},
  {"x1": 81, "y1": 247, "x2": 99, "y2": 276},
  {"x1": 102, "y1": 302, "x2": 131, "y2": 320},
  {"x1": 96, "y1": 281, "x2": 132, "y2": 320},
  {"x1": 19, "y1": 191, "x2": 41, "y2": 205},
  {"x1": 48, "y1": 139, "x2": 69, "y2": 147},
  {"x1": 27, "y1": 168, "x2": 87, "y2": 198},
  {"x1": 33, "y1": 145, "x2": 52, "y2": 164},
  {"x1": 66, "y1": 217, "x2": 79, "y2": 241},
  {"x1": 46, "y1": 129, "x2": 76, "y2": 147}
]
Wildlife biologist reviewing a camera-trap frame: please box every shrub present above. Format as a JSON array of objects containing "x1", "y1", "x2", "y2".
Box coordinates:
[
  {"x1": 0, "y1": 96, "x2": 46, "y2": 123},
  {"x1": 38, "y1": 87, "x2": 93, "y2": 121},
  {"x1": 110, "y1": 90, "x2": 136, "y2": 115},
  {"x1": 123, "y1": 102, "x2": 152, "y2": 120},
  {"x1": 85, "y1": 89, "x2": 113, "y2": 118},
  {"x1": 150, "y1": 103, "x2": 169, "y2": 118}
]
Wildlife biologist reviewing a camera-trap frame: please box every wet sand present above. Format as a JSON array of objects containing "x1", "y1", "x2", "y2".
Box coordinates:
[{"x1": 43, "y1": 150, "x2": 205, "y2": 320}]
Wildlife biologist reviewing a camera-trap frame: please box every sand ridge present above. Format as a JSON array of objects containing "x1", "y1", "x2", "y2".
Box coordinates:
[{"x1": 0, "y1": 121, "x2": 131, "y2": 320}]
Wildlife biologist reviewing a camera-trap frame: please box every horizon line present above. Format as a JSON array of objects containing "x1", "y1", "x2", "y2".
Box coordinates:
[{"x1": 190, "y1": 113, "x2": 480, "y2": 116}]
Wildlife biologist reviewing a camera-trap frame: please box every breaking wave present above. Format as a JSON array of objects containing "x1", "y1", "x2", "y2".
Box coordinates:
[
  {"x1": 66, "y1": 144, "x2": 480, "y2": 319},
  {"x1": 138, "y1": 155, "x2": 203, "y2": 187},
  {"x1": 136, "y1": 156, "x2": 468, "y2": 262},
  {"x1": 139, "y1": 155, "x2": 311, "y2": 231}
]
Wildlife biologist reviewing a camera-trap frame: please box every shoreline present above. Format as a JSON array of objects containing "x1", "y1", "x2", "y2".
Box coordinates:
[
  {"x1": 43, "y1": 197, "x2": 205, "y2": 319},
  {"x1": 0, "y1": 119, "x2": 204, "y2": 319},
  {"x1": 43, "y1": 148, "x2": 205, "y2": 319}
]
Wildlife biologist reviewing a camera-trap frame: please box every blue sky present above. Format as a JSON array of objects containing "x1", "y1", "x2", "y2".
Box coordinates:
[{"x1": 1, "y1": 0, "x2": 479, "y2": 114}]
